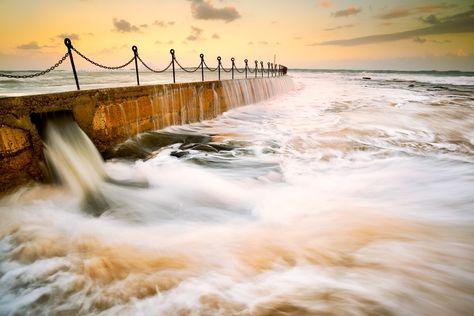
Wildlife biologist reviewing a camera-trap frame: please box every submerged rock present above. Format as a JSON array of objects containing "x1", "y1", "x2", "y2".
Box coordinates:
[
  {"x1": 179, "y1": 142, "x2": 235, "y2": 152},
  {"x1": 191, "y1": 144, "x2": 219, "y2": 153},
  {"x1": 106, "y1": 131, "x2": 212, "y2": 160},
  {"x1": 104, "y1": 140, "x2": 151, "y2": 160},
  {"x1": 170, "y1": 150, "x2": 189, "y2": 158}
]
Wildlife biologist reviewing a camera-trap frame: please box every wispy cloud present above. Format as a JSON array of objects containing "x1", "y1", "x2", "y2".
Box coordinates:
[
  {"x1": 447, "y1": 48, "x2": 468, "y2": 57},
  {"x1": 16, "y1": 41, "x2": 42, "y2": 50},
  {"x1": 248, "y1": 41, "x2": 280, "y2": 46},
  {"x1": 186, "y1": 26, "x2": 204, "y2": 41},
  {"x1": 332, "y1": 6, "x2": 361, "y2": 18},
  {"x1": 421, "y1": 14, "x2": 440, "y2": 25},
  {"x1": 56, "y1": 33, "x2": 80, "y2": 40},
  {"x1": 324, "y1": 24, "x2": 355, "y2": 31},
  {"x1": 316, "y1": 0, "x2": 332, "y2": 8},
  {"x1": 376, "y1": 3, "x2": 457, "y2": 20},
  {"x1": 153, "y1": 20, "x2": 175, "y2": 27},
  {"x1": 312, "y1": 8, "x2": 474, "y2": 46},
  {"x1": 413, "y1": 37, "x2": 453, "y2": 44},
  {"x1": 113, "y1": 18, "x2": 140, "y2": 33},
  {"x1": 155, "y1": 40, "x2": 174, "y2": 45},
  {"x1": 432, "y1": 39, "x2": 451, "y2": 44},
  {"x1": 211, "y1": 33, "x2": 220, "y2": 39},
  {"x1": 188, "y1": 0, "x2": 241, "y2": 23},
  {"x1": 413, "y1": 36, "x2": 426, "y2": 43},
  {"x1": 377, "y1": 8, "x2": 411, "y2": 20}
]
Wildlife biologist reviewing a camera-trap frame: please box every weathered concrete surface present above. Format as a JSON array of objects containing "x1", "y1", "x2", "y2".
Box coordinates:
[{"x1": 0, "y1": 77, "x2": 285, "y2": 193}]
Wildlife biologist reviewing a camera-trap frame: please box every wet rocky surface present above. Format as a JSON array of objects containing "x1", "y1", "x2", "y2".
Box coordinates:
[{"x1": 105, "y1": 131, "x2": 235, "y2": 161}]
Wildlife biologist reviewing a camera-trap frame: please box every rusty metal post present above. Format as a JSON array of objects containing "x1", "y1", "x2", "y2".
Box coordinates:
[
  {"x1": 244, "y1": 59, "x2": 248, "y2": 78},
  {"x1": 64, "y1": 38, "x2": 80, "y2": 90},
  {"x1": 170, "y1": 49, "x2": 176, "y2": 83},
  {"x1": 200, "y1": 53, "x2": 204, "y2": 82},
  {"x1": 254, "y1": 60, "x2": 258, "y2": 78},
  {"x1": 217, "y1": 56, "x2": 221, "y2": 80},
  {"x1": 132, "y1": 45, "x2": 140, "y2": 86},
  {"x1": 231, "y1": 58, "x2": 235, "y2": 79},
  {"x1": 260, "y1": 61, "x2": 264, "y2": 78}
]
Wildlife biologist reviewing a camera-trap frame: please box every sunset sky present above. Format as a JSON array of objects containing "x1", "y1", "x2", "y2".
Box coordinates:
[{"x1": 0, "y1": 0, "x2": 473, "y2": 71}]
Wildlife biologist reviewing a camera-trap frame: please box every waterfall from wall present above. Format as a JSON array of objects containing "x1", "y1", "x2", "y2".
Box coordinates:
[
  {"x1": 43, "y1": 114, "x2": 110, "y2": 214},
  {"x1": 221, "y1": 76, "x2": 294, "y2": 109}
]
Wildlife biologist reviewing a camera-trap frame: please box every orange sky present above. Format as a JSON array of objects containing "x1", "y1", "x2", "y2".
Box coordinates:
[{"x1": 0, "y1": 0, "x2": 473, "y2": 70}]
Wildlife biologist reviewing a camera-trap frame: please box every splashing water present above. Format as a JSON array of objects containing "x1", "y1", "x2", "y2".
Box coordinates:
[{"x1": 0, "y1": 71, "x2": 473, "y2": 315}]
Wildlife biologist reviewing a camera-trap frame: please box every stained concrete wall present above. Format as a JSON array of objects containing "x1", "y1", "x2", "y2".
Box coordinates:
[{"x1": 0, "y1": 77, "x2": 286, "y2": 193}]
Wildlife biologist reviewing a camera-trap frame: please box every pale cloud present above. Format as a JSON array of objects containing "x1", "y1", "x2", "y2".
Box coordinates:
[
  {"x1": 186, "y1": 26, "x2": 204, "y2": 41},
  {"x1": 421, "y1": 14, "x2": 440, "y2": 25},
  {"x1": 155, "y1": 40, "x2": 174, "y2": 45},
  {"x1": 448, "y1": 48, "x2": 468, "y2": 57},
  {"x1": 416, "y1": 3, "x2": 457, "y2": 13},
  {"x1": 332, "y1": 6, "x2": 361, "y2": 18},
  {"x1": 377, "y1": 3, "x2": 458, "y2": 20},
  {"x1": 316, "y1": 0, "x2": 332, "y2": 9},
  {"x1": 188, "y1": 0, "x2": 241, "y2": 23},
  {"x1": 16, "y1": 41, "x2": 41, "y2": 50},
  {"x1": 377, "y1": 8, "x2": 411, "y2": 20},
  {"x1": 431, "y1": 39, "x2": 451, "y2": 44},
  {"x1": 153, "y1": 20, "x2": 175, "y2": 27},
  {"x1": 413, "y1": 36, "x2": 426, "y2": 44},
  {"x1": 113, "y1": 18, "x2": 140, "y2": 33},
  {"x1": 324, "y1": 24, "x2": 355, "y2": 31},
  {"x1": 56, "y1": 33, "x2": 80, "y2": 40},
  {"x1": 313, "y1": 8, "x2": 474, "y2": 46}
]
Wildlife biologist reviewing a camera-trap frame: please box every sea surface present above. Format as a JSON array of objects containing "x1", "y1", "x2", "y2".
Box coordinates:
[{"x1": 0, "y1": 70, "x2": 473, "y2": 315}]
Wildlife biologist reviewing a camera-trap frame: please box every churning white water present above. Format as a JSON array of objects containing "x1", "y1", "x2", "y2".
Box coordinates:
[{"x1": 0, "y1": 71, "x2": 473, "y2": 315}]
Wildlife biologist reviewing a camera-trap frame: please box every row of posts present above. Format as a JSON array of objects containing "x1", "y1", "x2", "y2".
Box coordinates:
[{"x1": 64, "y1": 38, "x2": 287, "y2": 90}]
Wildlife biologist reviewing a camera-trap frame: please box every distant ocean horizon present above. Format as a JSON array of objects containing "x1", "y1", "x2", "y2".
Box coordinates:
[{"x1": 0, "y1": 67, "x2": 472, "y2": 97}]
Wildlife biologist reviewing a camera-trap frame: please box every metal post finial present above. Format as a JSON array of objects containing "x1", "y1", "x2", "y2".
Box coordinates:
[{"x1": 64, "y1": 38, "x2": 72, "y2": 48}]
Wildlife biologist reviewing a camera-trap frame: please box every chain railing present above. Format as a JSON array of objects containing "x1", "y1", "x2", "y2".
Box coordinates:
[{"x1": 0, "y1": 37, "x2": 288, "y2": 90}]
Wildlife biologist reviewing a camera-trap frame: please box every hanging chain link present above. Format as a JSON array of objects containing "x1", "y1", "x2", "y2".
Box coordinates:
[
  {"x1": 137, "y1": 55, "x2": 173, "y2": 73},
  {"x1": 72, "y1": 47, "x2": 134, "y2": 70},
  {"x1": 174, "y1": 58, "x2": 201, "y2": 73},
  {"x1": 203, "y1": 61, "x2": 218, "y2": 72},
  {"x1": 0, "y1": 39, "x2": 286, "y2": 82},
  {"x1": 221, "y1": 64, "x2": 232, "y2": 73},
  {"x1": 0, "y1": 52, "x2": 69, "y2": 78}
]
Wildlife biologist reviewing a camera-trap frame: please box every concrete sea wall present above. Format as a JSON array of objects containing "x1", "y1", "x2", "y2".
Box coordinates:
[{"x1": 0, "y1": 77, "x2": 292, "y2": 192}]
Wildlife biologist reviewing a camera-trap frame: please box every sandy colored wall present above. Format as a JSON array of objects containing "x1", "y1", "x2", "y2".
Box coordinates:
[{"x1": 0, "y1": 77, "x2": 282, "y2": 193}]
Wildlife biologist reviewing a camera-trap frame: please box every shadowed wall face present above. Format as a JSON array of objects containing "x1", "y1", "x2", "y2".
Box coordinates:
[{"x1": 0, "y1": 76, "x2": 294, "y2": 192}]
